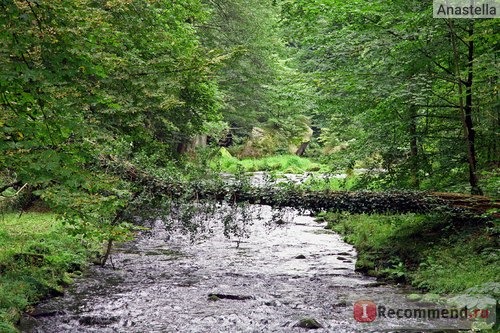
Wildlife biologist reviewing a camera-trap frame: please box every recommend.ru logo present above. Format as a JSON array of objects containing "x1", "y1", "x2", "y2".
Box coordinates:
[{"x1": 353, "y1": 298, "x2": 497, "y2": 330}]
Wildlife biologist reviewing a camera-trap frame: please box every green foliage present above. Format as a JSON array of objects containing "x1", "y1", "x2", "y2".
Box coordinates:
[
  {"x1": 299, "y1": 174, "x2": 364, "y2": 191},
  {"x1": 0, "y1": 0, "x2": 497, "y2": 328},
  {"x1": 479, "y1": 169, "x2": 500, "y2": 199},
  {"x1": 200, "y1": 0, "x2": 317, "y2": 144},
  {"x1": 0, "y1": 0, "x2": 225, "y2": 255},
  {"x1": 279, "y1": 0, "x2": 499, "y2": 194},
  {"x1": 200, "y1": 0, "x2": 279, "y2": 135},
  {"x1": 412, "y1": 228, "x2": 500, "y2": 293},
  {"x1": 212, "y1": 153, "x2": 328, "y2": 174},
  {"x1": 323, "y1": 212, "x2": 499, "y2": 293},
  {"x1": 0, "y1": 212, "x2": 100, "y2": 331}
]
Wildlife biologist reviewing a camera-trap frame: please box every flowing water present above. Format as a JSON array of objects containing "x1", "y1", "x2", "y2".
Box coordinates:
[{"x1": 19, "y1": 206, "x2": 469, "y2": 332}]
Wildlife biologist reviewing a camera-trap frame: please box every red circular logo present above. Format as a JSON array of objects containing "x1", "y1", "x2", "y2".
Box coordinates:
[{"x1": 353, "y1": 300, "x2": 377, "y2": 322}]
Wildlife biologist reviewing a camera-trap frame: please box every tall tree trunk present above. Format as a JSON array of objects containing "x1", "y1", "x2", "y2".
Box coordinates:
[
  {"x1": 448, "y1": 19, "x2": 483, "y2": 195},
  {"x1": 488, "y1": 75, "x2": 500, "y2": 167},
  {"x1": 495, "y1": 102, "x2": 500, "y2": 167},
  {"x1": 408, "y1": 105, "x2": 419, "y2": 188}
]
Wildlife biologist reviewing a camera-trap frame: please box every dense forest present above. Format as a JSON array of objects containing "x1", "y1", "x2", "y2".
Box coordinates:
[
  {"x1": 2, "y1": 0, "x2": 498, "y2": 204},
  {"x1": 0, "y1": 1, "x2": 499, "y2": 331}
]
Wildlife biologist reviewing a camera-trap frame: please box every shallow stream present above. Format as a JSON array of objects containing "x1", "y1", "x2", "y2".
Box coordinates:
[{"x1": 20, "y1": 206, "x2": 468, "y2": 332}]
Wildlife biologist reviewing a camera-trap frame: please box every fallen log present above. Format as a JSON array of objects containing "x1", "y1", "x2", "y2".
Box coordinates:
[
  {"x1": 101, "y1": 156, "x2": 500, "y2": 217},
  {"x1": 212, "y1": 187, "x2": 498, "y2": 217},
  {"x1": 430, "y1": 192, "x2": 500, "y2": 216}
]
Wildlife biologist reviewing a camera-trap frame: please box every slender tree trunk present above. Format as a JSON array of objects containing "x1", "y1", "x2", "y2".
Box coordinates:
[
  {"x1": 100, "y1": 191, "x2": 140, "y2": 267},
  {"x1": 448, "y1": 19, "x2": 483, "y2": 195},
  {"x1": 101, "y1": 238, "x2": 113, "y2": 268},
  {"x1": 488, "y1": 74, "x2": 500, "y2": 167},
  {"x1": 495, "y1": 102, "x2": 500, "y2": 167},
  {"x1": 408, "y1": 105, "x2": 419, "y2": 188},
  {"x1": 464, "y1": 24, "x2": 482, "y2": 195}
]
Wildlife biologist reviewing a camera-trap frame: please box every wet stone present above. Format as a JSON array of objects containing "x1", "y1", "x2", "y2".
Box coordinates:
[
  {"x1": 78, "y1": 316, "x2": 119, "y2": 326},
  {"x1": 207, "y1": 293, "x2": 254, "y2": 300},
  {"x1": 264, "y1": 300, "x2": 280, "y2": 307},
  {"x1": 333, "y1": 301, "x2": 348, "y2": 307},
  {"x1": 293, "y1": 317, "x2": 323, "y2": 329}
]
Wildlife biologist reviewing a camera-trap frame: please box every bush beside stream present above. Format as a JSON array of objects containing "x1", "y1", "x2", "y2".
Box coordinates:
[{"x1": 320, "y1": 212, "x2": 499, "y2": 294}]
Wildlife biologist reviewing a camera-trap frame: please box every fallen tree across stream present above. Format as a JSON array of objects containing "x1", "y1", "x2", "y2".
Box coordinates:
[{"x1": 106, "y1": 157, "x2": 500, "y2": 218}]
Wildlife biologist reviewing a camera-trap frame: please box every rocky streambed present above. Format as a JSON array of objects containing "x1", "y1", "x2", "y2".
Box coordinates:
[{"x1": 19, "y1": 206, "x2": 470, "y2": 332}]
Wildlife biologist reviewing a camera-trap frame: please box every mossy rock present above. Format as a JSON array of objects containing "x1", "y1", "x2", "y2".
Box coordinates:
[
  {"x1": 293, "y1": 317, "x2": 323, "y2": 329},
  {"x1": 406, "y1": 293, "x2": 423, "y2": 302}
]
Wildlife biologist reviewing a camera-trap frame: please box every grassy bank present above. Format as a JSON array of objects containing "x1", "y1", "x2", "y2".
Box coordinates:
[
  {"x1": 212, "y1": 151, "x2": 329, "y2": 174},
  {"x1": 319, "y1": 212, "x2": 499, "y2": 294},
  {"x1": 0, "y1": 212, "x2": 99, "y2": 333}
]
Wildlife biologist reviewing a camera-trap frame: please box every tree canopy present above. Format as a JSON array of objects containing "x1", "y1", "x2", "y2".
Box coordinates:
[
  {"x1": 279, "y1": 0, "x2": 498, "y2": 194},
  {"x1": 1, "y1": 0, "x2": 498, "y2": 242}
]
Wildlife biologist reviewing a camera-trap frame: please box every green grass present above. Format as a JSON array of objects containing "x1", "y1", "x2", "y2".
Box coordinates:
[
  {"x1": 321, "y1": 212, "x2": 500, "y2": 294},
  {"x1": 212, "y1": 151, "x2": 329, "y2": 174},
  {"x1": 299, "y1": 174, "x2": 362, "y2": 191},
  {"x1": 0, "y1": 212, "x2": 99, "y2": 332}
]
